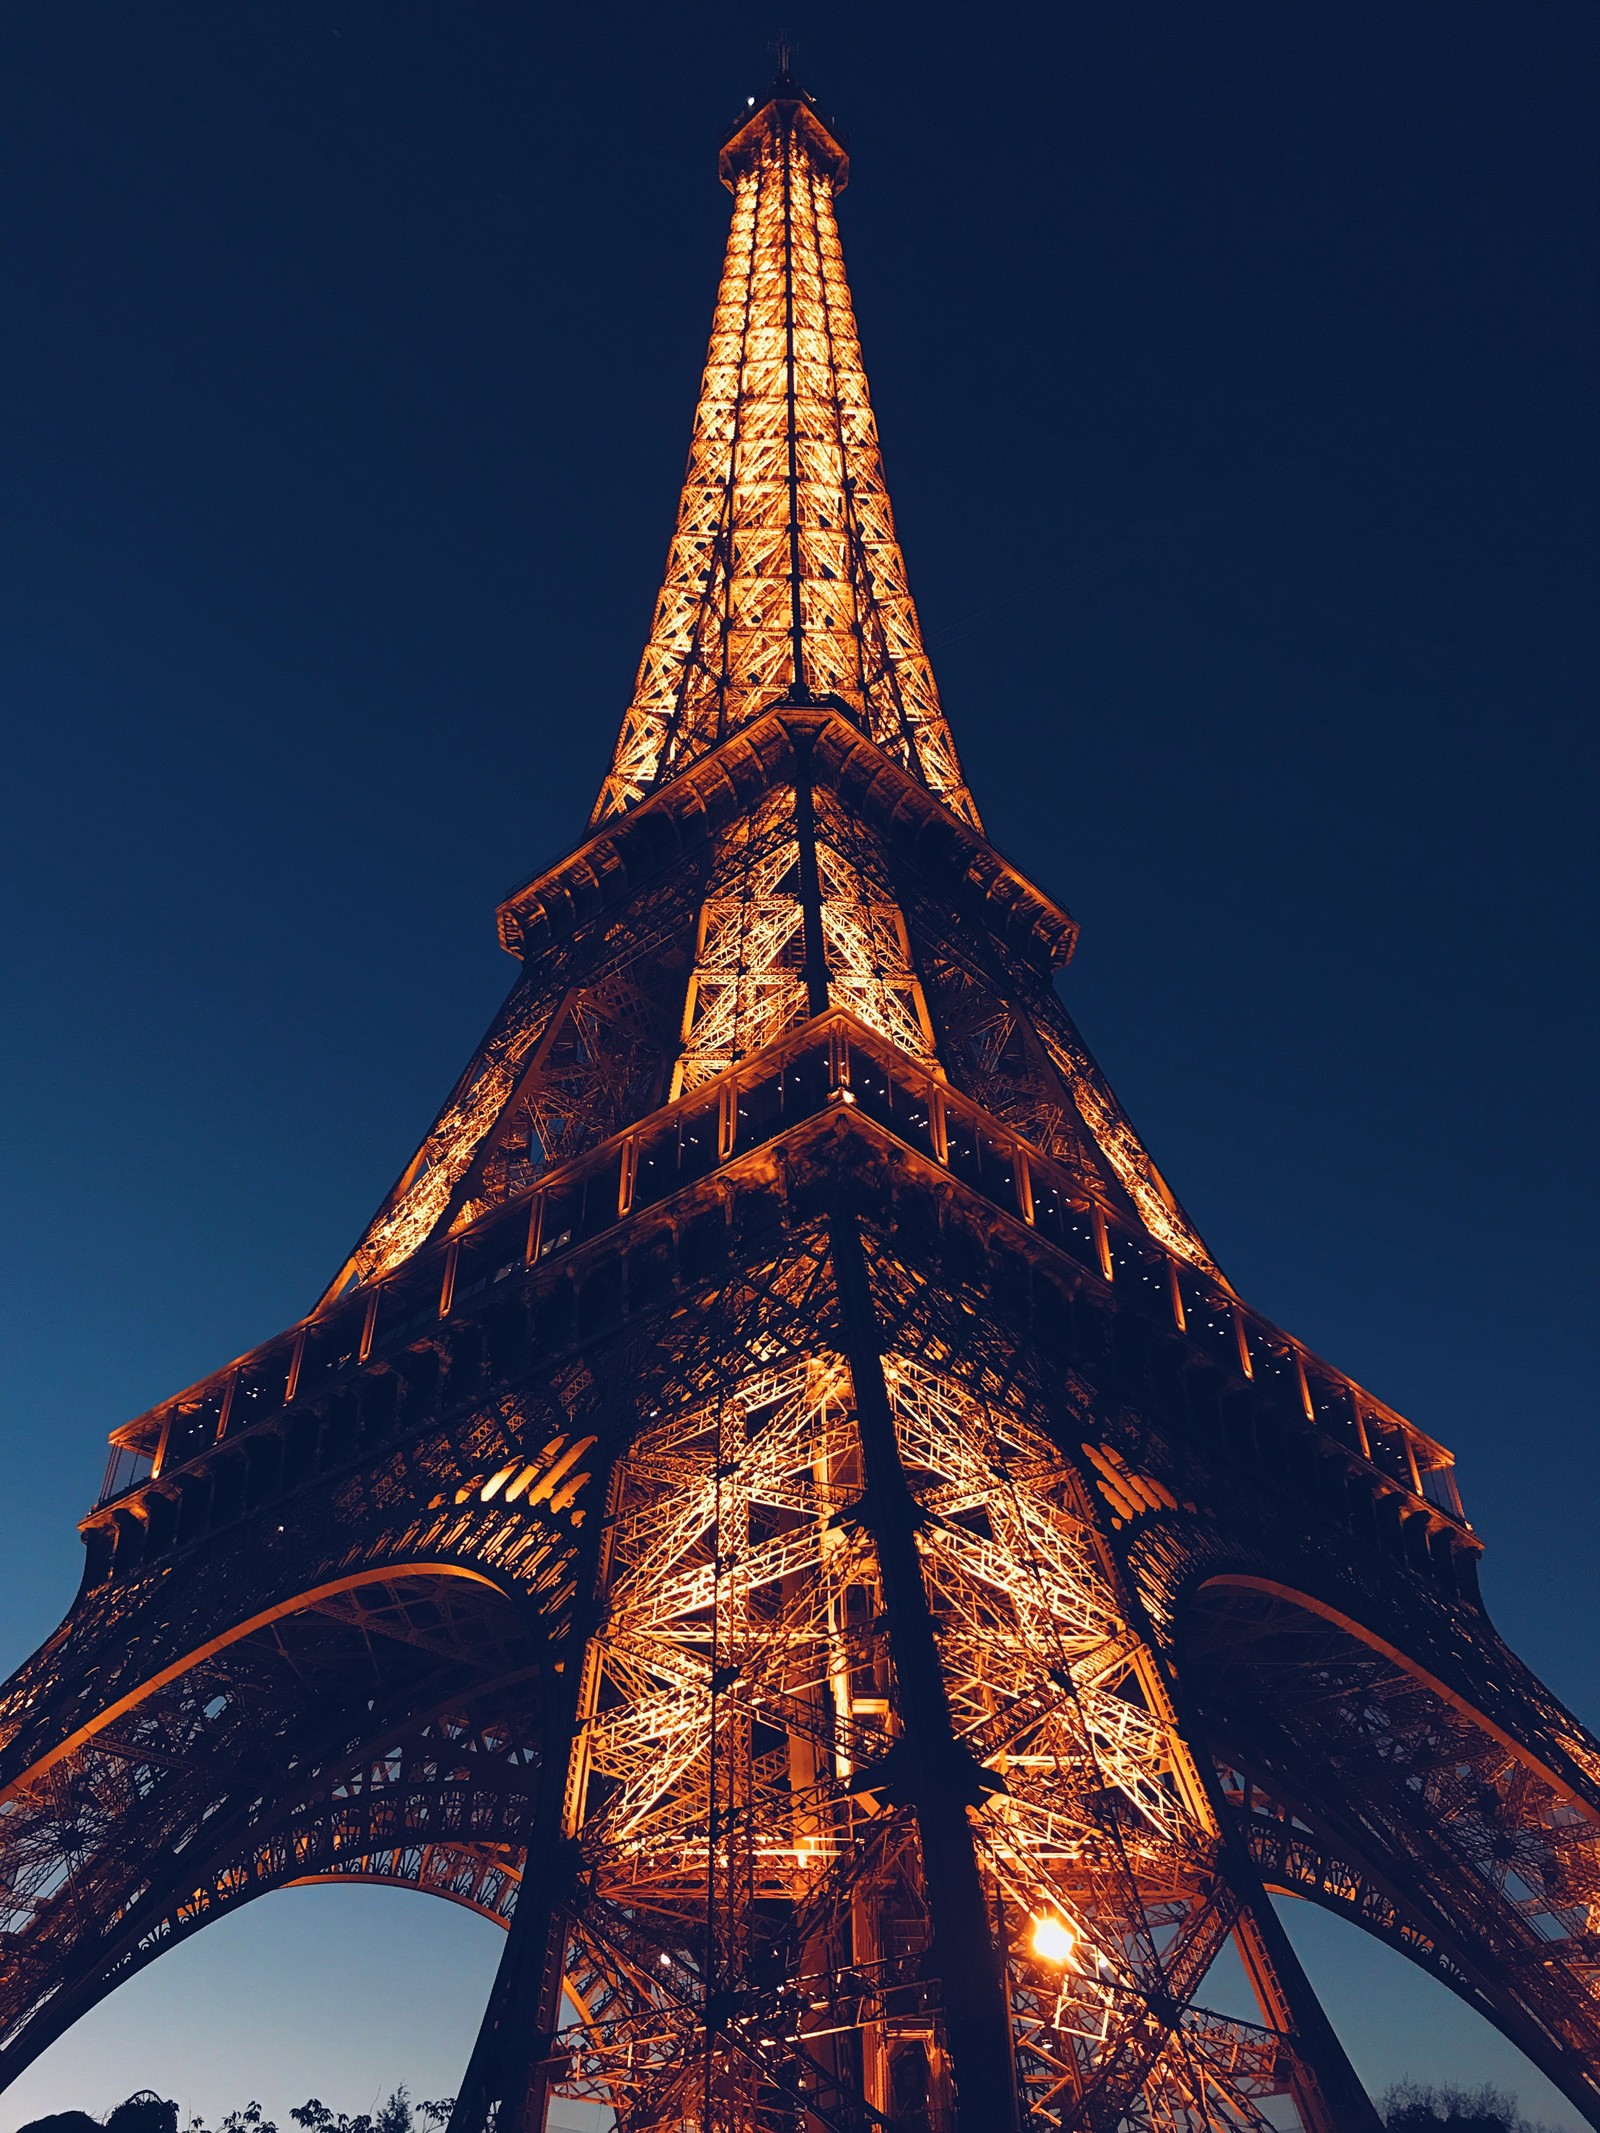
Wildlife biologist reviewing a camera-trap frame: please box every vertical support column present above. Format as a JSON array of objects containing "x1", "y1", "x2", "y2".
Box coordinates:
[
  {"x1": 1294, "y1": 1350, "x2": 1316, "y2": 1422},
  {"x1": 284, "y1": 1327, "x2": 307, "y2": 1404},
  {"x1": 1126, "y1": 1612, "x2": 1380, "y2": 2132},
  {"x1": 1092, "y1": 1202, "x2": 1113, "y2": 1281},
  {"x1": 1231, "y1": 1307, "x2": 1254, "y2": 1379},
  {"x1": 829, "y1": 1215, "x2": 1020, "y2": 2133},
  {"x1": 1044, "y1": 1374, "x2": 1382, "y2": 2133},
  {"x1": 792, "y1": 731, "x2": 831, "y2": 1019},
  {"x1": 1166, "y1": 1258, "x2": 1186, "y2": 1332},
  {"x1": 929, "y1": 1078, "x2": 950, "y2": 1165},
  {"x1": 447, "y1": 1446, "x2": 617, "y2": 2133},
  {"x1": 1222, "y1": 1843, "x2": 1384, "y2": 2133}
]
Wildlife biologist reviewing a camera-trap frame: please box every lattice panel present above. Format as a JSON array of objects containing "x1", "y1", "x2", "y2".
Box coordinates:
[
  {"x1": 672, "y1": 785, "x2": 935, "y2": 1097},
  {"x1": 0, "y1": 1575, "x2": 542, "y2": 2062},
  {"x1": 673, "y1": 786, "x2": 811, "y2": 1095},
  {"x1": 333, "y1": 861, "x2": 700, "y2": 1289},
  {"x1": 1186, "y1": 1587, "x2": 1600, "y2": 2077},
  {"x1": 336, "y1": 971, "x2": 566, "y2": 1290},
  {"x1": 811, "y1": 787, "x2": 935, "y2": 1066},
  {"x1": 916, "y1": 936, "x2": 1104, "y2": 1182},
  {"x1": 593, "y1": 100, "x2": 978, "y2": 828},
  {"x1": 539, "y1": 1347, "x2": 1290, "y2": 2132}
]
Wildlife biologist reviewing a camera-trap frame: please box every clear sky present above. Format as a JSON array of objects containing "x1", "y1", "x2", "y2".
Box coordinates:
[{"x1": 0, "y1": 3, "x2": 1595, "y2": 2127}]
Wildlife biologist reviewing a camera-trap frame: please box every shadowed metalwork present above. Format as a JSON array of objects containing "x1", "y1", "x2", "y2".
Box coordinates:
[{"x1": 1, "y1": 63, "x2": 1595, "y2": 2133}]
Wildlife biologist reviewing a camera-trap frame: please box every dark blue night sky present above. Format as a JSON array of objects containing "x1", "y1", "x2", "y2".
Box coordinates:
[{"x1": 0, "y1": 4, "x2": 1595, "y2": 2125}]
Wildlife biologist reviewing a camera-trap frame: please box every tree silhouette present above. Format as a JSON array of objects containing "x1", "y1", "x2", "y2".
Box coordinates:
[
  {"x1": 20, "y1": 2090, "x2": 455, "y2": 2133},
  {"x1": 1381, "y1": 2080, "x2": 1557, "y2": 2133}
]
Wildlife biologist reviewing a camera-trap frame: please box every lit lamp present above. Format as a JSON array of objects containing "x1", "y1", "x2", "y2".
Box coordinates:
[{"x1": 1030, "y1": 1913, "x2": 1075, "y2": 1965}]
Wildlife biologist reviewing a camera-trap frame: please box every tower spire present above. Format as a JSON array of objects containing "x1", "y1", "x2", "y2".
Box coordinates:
[{"x1": 593, "y1": 73, "x2": 980, "y2": 828}]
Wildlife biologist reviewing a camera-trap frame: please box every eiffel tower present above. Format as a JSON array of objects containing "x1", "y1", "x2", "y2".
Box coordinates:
[{"x1": 2, "y1": 65, "x2": 1596, "y2": 2133}]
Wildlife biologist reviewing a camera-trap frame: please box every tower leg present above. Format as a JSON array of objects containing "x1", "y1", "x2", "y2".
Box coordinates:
[
  {"x1": 1042, "y1": 1379, "x2": 1384, "y2": 2133},
  {"x1": 448, "y1": 1453, "x2": 616, "y2": 2133},
  {"x1": 446, "y1": 1808, "x2": 570, "y2": 2133},
  {"x1": 1227, "y1": 1873, "x2": 1382, "y2": 2133},
  {"x1": 1173, "y1": 1743, "x2": 1379, "y2": 2133},
  {"x1": 831, "y1": 1216, "x2": 1021, "y2": 2133}
]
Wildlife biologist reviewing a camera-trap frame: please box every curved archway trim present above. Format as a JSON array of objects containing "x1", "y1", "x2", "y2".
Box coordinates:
[
  {"x1": 1195, "y1": 1572, "x2": 1589, "y2": 1812},
  {"x1": 0, "y1": 1561, "x2": 514, "y2": 1805}
]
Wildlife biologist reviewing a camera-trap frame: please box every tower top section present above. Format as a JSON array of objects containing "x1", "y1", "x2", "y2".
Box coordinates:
[
  {"x1": 592, "y1": 74, "x2": 979, "y2": 829},
  {"x1": 719, "y1": 67, "x2": 850, "y2": 191}
]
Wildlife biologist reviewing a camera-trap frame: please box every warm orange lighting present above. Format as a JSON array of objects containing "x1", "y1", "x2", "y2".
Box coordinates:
[
  {"x1": 479, "y1": 1461, "x2": 519, "y2": 1503},
  {"x1": 669, "y1": 786, "x2": 937, "y2": 1098},
  {"x1": 591, "y1": 124, "x2": 979, "y2": 831},
  {"x1": 1031, "y1": 1914, "x2": 1076, "y2": 1966}
]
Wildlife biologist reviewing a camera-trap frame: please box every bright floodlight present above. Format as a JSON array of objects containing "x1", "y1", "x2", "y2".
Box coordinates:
[{"x1": 1030, "y1": 1914, "x2": 1075, "y2": 1965}]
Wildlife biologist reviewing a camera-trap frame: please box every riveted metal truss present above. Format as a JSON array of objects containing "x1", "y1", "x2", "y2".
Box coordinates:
[
  {"x1": 673, "y1": 785, "x2": 815, "y2": 1094},
  {"x1": 525, "y1": 1327, "x2": 1297, "y2": 2133},
  {"x1": 810, "y1": 788, "x2": 937, "y2": 1069},
  {"x1": 1185, "y1": 1588, "x2": 1600, "y2": 2083},
  {"x1": 6, "y1": 1098, "x2": 1600, "y2": 2123},
  {"x1": 897, "y1": 879, "x2": 1219, "y2": 1276},
  {"x1": 592, "y1": 94, "x2": 977, "y2": 829},
  {"x1": 673, "y1": 783, "x2": 934, "y2": 1097},
  {"x1": 326, "y1": 852, "x2": 706, "y2": 1297},
  {"x1": 1031, "y1": 1006, "x2": 1210, "y2": 1275},
  {"x1": 337, "y1": 972, "x2": 568, "y2": 1290},
  {"x1": 0, "y1": 1572, "x2": 545, "y2": 2077}
]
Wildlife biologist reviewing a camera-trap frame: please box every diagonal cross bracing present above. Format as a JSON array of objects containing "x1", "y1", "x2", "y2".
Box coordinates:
[{"x1": 593, "y1": 89, "x2": 978, "y2": 828}]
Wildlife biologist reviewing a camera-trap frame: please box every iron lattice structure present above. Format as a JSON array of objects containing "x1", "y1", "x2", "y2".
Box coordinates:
[{"x1": 2, "y1": 70, "x2": 1597, "y2": 2133}]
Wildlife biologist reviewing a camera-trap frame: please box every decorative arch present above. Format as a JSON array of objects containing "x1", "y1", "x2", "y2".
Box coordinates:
[
  {"x1": 0, "y1": 1562, "x2": 521, "y2": 1803},
  {"x1": 1178, "y1": 1574, "x2": 1600, "y2": 2123},
  {"x1": 0, "y1": 1566, "x2": 547, "y2": 2090},
  {"x1": 1195, "y1": 1573, "x2": 1594, "y2": 1809},
  {"x1": 290, "y1": 1843, "x2": 522, "y2": 1926}
]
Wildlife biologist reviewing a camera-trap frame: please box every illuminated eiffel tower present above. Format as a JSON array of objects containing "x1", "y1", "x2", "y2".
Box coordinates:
[{"x1": 2, "y1": 65, "x2": 1597, "y2": 2133}]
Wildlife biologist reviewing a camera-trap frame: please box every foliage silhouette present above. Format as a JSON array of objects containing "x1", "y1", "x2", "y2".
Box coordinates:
[
  {"x1": 1381, "y1": 2080, "x2": 1557, "y2": 2133},
  {"x1": 20, "y1": 2090, "x2": 456, "y2": 2133}
]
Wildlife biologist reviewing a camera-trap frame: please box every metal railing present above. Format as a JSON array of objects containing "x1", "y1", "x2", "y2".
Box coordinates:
[{"x1": 101, "y1": 1010, "x2": 1467, "y2": 1533}]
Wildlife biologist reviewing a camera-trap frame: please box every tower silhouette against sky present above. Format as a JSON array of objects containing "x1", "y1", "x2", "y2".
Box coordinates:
[{"x1": 1, "y1": 68, "x2": 1596, "y2": 2133}]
